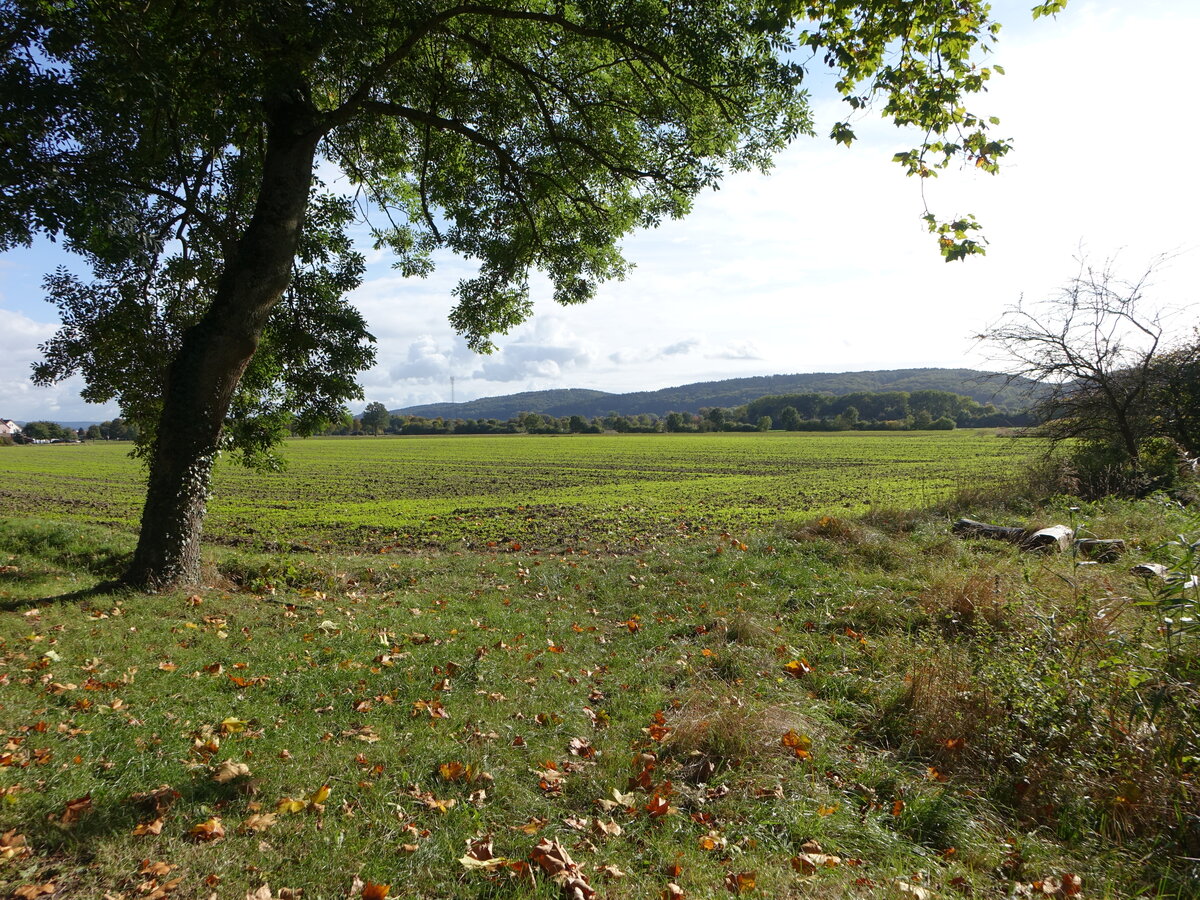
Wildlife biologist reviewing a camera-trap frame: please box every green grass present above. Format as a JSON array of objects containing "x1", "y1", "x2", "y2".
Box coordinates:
[
  {"x1": 0, "y1": 431, "x2": 1033, "y2": 553},
  {"x1": 1, "y1": 436, "x2": 1198, "y2": 899}
]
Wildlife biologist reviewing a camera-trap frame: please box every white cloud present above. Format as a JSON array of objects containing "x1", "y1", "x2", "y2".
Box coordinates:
[
  {"x1": 475, "y1": 316, "x2": 597, "y2": 382},
  {"x1": 0, "y1": 308, "x2": 118, "y2": 421},
  {"x1": 608, "y1": 337, "x2": 700, "y2": 365},
  {"x1": 388, "y1": 334, "x2": 474, "y2": 382},
  {"x1": 706, "y1": 340, "x2": 764, "y2": 361}
]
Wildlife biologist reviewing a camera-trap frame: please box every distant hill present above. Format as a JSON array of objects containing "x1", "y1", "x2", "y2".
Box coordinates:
[{"x1": 394, "y1": 368, "x2": 1039, "y2": 420}]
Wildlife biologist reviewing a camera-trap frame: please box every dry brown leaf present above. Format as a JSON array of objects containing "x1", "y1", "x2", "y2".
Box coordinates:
[
  {"x1": 511, "y1": 817, "x2": 547, "y2": 834},
  {"x1": 145, "y1": 876, "x2": 184, "y2": 900},
  {"x1": 140, "y1": 861, "x2": 176, "y2": 877},
  {"x1": 12, "y1": 883, "x2": 56, "y2": 899},
  {"x1": 0, "y1": 829, "x2": 30, "y2": 861},
  {"x1": 661, "y1": 885, "x2": 685, "y2": 900},
  {"x1": 240, "y1": 813, "x2": 277, "y2": 833},
  {"x1": 591, "y1": 818, "x2": 622, "y2": 839},
  {"x1": 189, "y1": 816, "x2": 225, "y2": 842},
  {"x1": 131, "y1": 785, "x2": 181, "y2": 815},
  {"x1": 645, "y1": 794, "x2": 672, "y2": 818},
  {"x1": 782, "y1": 658, "x2": 813, "y2": 677},
  {"x1": 132, "y1": 817, "x2": 165, "y2": 836},
  {"x1": 212, "y1": 759, "x2": 251, "y2": 784},
  {"x1": 792, "y1": 841, "x2": 842, "y2": 874},
  {"x1": 530, "y1": 838, "x2": 596, "y2": 900},
  {"x1": 895, "y1": 882, "x2": 932, "y2": 900},
  {"x1": 567, "y1": 737, "x2": 595, "y2": 758},
  {"x1": 423, "y1": 794, "x2": 456, "y2": 813},
  {"x1": 698, "y1": 830, "x2": 727, "y2": 852},
  {"x1": 459, "y1": 835, "x2": 514, "y2": 872},
  {"x1": 59, "y1": 793, "x2": 92, "y2": 825}
]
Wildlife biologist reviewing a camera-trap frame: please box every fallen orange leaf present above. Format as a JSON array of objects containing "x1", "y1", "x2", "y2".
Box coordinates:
[
  {"x1": 132, "y1": 817, "x2": 165, "y2": 836},
  {"x1": 782, "y1": 659, "x2": 813, "y2": 678},
  {"x1": 725, "y1": 871, "x2": 756, "y2": 894},
  {"x1": 188, "y1": 817, "x2": 225, "y2": 842}
]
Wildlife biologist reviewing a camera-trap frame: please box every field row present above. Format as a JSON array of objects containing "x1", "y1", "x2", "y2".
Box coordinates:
[{"x1": 0, "y1": 431, "x2": 1034, "y2": 550}]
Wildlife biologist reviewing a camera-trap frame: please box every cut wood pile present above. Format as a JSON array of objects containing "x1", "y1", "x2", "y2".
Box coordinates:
[{"x1": 952, "y1": 517, "x2": 1200, "y2": 585}]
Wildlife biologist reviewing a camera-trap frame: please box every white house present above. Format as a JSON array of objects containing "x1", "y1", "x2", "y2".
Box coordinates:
[{"x1": 0, "y1": 419, "x2": 22, "y2": 436}]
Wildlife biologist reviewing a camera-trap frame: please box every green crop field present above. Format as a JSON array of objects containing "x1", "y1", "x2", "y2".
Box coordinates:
[
  {"x1": 0, "y1": 431, "x2": 1033, "y2": 551},
  {"x1": 5, "y1": 431, "x2": 1200, "y2": 900}
]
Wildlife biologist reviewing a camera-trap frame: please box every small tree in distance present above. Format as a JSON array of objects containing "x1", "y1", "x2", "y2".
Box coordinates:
[
  {"x1": 979, "y1": 255, "x2": 1189, "y2": 496},
  {"x1": 361, "y1": 402, "x2": 390, "y2": 435}
]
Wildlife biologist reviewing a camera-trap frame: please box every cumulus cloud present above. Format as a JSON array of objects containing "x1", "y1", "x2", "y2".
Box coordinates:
[
  {"x1": 0, "y1": 308, "x2": 117, "y2": 421},
  {"x1": 381, "y1": 315, "x2": 597, "y2": 388},
  {"x1": 475, "y1": 317, "x2": 597, "y2": 383},
  {"x1": 388, "y1": 334, "x2": 474, "y2": 382},
  {"x1": 707, "y1": 340, "x2": 764, "y2": 361},
  {"x1": 608, "y1": 337, "x2": 700, "y2": 365}
]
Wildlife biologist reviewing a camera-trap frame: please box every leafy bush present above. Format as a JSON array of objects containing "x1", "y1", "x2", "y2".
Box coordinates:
[{"x1": 1063, "y1": 437, "x2": 1189, "y2": 499}]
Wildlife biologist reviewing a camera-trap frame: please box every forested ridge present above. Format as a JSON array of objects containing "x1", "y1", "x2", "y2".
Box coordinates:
[{"x1": 395, "y1": 367, "x2": 1038, "y2": 420}]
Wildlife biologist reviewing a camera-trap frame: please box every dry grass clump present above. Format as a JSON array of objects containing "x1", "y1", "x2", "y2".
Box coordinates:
[
  {"x1": 896, "y1": 653, "x2": 1008, "y2": 775},
  {"x1": 789, "y1": 514, "x2": 866, "y2": 545},
  {"x1": 662, "y1": 692, "x2": 823, "y2": 782},
  {"x1": 917, "y1": 572, "x2": 1015, "y2": 632},
  {"x1": 710, "y1": 612, "x2": 773, "y2": 647},
  {"x1": 789, "y1": 515, "x2": 914, "y2": 571}
]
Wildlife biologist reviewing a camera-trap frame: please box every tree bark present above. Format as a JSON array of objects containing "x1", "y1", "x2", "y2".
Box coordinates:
[{"x1": 124, "y1": 100, "x2": 323, "y2": 590}]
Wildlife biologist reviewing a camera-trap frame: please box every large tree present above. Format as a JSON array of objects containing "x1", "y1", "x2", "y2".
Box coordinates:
[{"x1": 2, "y1": 0, "x2": 1041, "y2": 588}]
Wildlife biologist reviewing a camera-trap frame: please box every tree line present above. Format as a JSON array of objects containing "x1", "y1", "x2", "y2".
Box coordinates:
[
  {"x1": 4, "y1": 418, "x2": 139, "y2": 444},
  {"x1": 341, "y1": 390, "x2": 1030, "y2": 436}
]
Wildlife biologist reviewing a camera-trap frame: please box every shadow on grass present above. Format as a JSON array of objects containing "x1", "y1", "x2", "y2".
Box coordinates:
[
  {"x1": 0, "y1": 578, "x2": 129, "y2": 612},
  {"x1": 13, "y1": 773, "x2": 260, "y2": 860},
  {"x1": 0, "y1": 517, "x2": 135, "y2": 609}
]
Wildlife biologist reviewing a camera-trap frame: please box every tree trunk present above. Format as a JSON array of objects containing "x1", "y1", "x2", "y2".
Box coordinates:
[{"x1": 124, "y1": 102, "x2": 322, "y2": 590}]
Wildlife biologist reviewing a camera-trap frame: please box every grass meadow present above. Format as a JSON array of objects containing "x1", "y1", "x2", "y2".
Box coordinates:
[
  {"x1": 0, "y1": 431, "x2": 1033, "y2": 552},
  {"x1": 1, "y1": 431, "x2": 1198, "y2": 899}
]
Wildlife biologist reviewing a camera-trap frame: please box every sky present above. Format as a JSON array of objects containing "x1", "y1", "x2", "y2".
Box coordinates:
[{"x1": 1, "y1": 0, "x2": 1198, "y2": 422}]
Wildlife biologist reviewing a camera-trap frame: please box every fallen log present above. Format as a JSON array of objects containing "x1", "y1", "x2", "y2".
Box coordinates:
[
  {"x1": 1131, "y1": 562, "x2": 1170, "y2": 579},
  {"x1": 1023, "y1": 525, "x2": 1074, "y2": 553},
  {"x1": 951, "y1": 518, "x2": 1025, "y2": 543},
  {"x1": 951, "y1": 518, "x2": 1074, "y2": 552}
]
